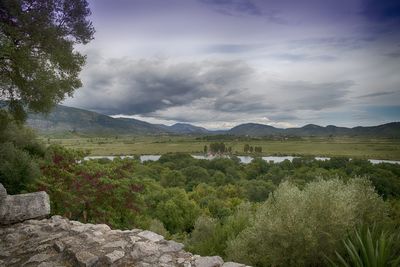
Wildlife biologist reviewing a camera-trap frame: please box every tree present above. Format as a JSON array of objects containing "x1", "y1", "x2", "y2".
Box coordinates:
[
  {"x1": 203, "y1": 145, "x2": 208, "y2": 154},
  {"x1": 244, "y1": 144, "x2": 249, "y2": 153},
  {"x1": 0, "y1": 0, "x2": 94, "y2": 121},
  {"x1": 226, "y1": 178, "x2": 387, "y2": 266}
]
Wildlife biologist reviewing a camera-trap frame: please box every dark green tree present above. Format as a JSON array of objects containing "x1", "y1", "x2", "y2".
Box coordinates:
[
  {"x1": 244, "y1": 144, "x2": 249, "y2": 153},
  {"x1": 0, "y1": 0, "x2": 94, "y2": 121}
]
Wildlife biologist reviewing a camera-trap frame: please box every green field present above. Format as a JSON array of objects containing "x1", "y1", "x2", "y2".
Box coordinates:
[{"x1": 40, "y1": 135, "x2": 400, "y2": 160}]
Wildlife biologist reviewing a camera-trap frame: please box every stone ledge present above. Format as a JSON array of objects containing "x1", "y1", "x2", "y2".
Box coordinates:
[
  {"x1": 0, "y1": 184, "x2": 50, "y2": 225},
  {"x1": 0, "y1": 216, "x2": 250, "y2": 267}
]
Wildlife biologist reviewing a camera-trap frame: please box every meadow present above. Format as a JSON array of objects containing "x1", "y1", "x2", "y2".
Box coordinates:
[{"x1": 41, "y1": 135, "x2": 400, "y2": 160}]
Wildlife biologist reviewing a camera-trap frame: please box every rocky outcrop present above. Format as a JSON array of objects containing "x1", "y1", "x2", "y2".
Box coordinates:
[
  {"x1": 0, "y1": 184, "x2": 50, "y2": 225},
  {"x1": 0, "y1": 216, "x2": 249, "y2": 267}
]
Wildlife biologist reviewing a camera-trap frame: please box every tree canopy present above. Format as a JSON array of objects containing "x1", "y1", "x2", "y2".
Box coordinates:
[{"x1": 0, "y1": 0, "x2": 94, "y2": 121}]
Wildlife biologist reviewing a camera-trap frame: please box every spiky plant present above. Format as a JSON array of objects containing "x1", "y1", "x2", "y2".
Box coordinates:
[{"x1": 327, "y1": 226, "x2": 400, "y2": 267}]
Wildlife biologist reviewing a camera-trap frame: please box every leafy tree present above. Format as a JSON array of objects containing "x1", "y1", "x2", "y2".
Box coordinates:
[
  {"x1": 209, "y1": 142, "x2": 226, "y2": 154},
  {"x1": 160, "y1": 169, "x2": 186, "y2": 188},
  {"x1": 244, "y1": 144, "x2": 249, "y2": 153},
  {"x1": 203, "y1": 145, "x2": 208, "y2": 154},
  {"x1": 0, "y1": 0, "x2": 94, "y2": 121},
  {"x1": 153, "y1": 188, "x2": 201, "y2": 233}
]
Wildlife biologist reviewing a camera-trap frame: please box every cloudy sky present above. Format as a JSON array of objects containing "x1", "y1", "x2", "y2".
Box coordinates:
[{"x1": 64, "y1": 0, "x2": 400, "y2": 129}]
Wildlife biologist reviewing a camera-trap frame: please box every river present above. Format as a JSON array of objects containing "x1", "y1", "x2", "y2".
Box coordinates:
[{"x1": 83, "y1": 155, "x2": 400, "y2": 165}]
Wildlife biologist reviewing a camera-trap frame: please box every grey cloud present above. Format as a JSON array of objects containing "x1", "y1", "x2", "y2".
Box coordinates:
[
  {"x1": 198, "y1": 0, "x2": 287, "y2": 23},
  {"x1": 276, "y1": 80, "x2": 354, "y2": 111},
  {"x1": 199, "y1": 0, "x2": 263, "y2": 16},
  {"x1": 290, "y1": 37, "x2": 376, "y2": 50},
  {"x1": 359, "y1": 91, "x2": 396, "y2": 98},
  {"x1": 68, "y1": 55, "x2": 356, "y2": 126},
  {"x1": 214, "y1": 89, "x2": 276, "y2": 113},
  {"x1": 73, "y1": 58, "x2": 256, "y2": 115},
  {"x1": 267, "y1": 53, "x2": 337, "y2": 62},
  {"x1": 203, "y1": 44, "x2": 263, "y2": 54}
]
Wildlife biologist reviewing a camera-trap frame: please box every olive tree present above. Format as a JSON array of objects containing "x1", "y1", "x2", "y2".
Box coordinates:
[{"x1": 226, "y1": 178, "x2": 387, "y2": 267}]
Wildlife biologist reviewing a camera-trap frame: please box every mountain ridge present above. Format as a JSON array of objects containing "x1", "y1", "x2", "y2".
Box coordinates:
[{"x1": 19, "y1": 104, "x2": 400, "y2": 137}]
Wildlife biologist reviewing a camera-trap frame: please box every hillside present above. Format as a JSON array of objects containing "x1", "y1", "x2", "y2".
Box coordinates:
[
  {"x1": 27, "y1": 105, "x2": 168, "y2": 135},
  {"x1": 228, "y1": 122, "x2": 400, "y2": 138},
  {"x1": 18, "y1": 104, "x2": 400, "y2": 137}
]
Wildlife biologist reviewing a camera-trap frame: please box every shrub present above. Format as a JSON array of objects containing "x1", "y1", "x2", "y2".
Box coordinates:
[{"x1": 226, "y1": 178, "x2": 387, "y2": 267}]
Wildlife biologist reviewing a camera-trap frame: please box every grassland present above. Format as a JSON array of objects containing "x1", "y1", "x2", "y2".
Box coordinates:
[{"x1": 39, "y1": 135, "x2": 400, "y2": 160}]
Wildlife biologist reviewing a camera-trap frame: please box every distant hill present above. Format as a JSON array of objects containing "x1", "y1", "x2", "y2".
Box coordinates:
[
  {"x1": 228, "y1": 122, "x2": 400, "y2": 138},
  {"x1": 27, "y1": 105, "x2": 168, "y2": 135},
  {"x1": 11, "y1": 103, "x2": 399, "y2": 137},
  {"x1": 160, "y1": 123, "x2": 210, "y2": 134}
]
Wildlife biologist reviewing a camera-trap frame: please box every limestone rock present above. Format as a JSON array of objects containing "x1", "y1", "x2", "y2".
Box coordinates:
[
  {"x1": 138, "y1": 230, "x2": 164, "y2": 242},
  {"x1": 195, "y1": 256, "x2": 224, "y2": 267},
  {"x1": 0, "y1": 183, "x2": 50, "y2": 224},
  {"x1": 222, "y1": 262, "x2": 246, "y2": 267},
  {"x1": 105, "y1": 250, "x2": 125, "y2": 264},
  {"x1": 73, "y1": 250, "x2": 98, "y2": 267},
  {"x1": 0, "y1": 216, "x2": 249, "y2": 267}
]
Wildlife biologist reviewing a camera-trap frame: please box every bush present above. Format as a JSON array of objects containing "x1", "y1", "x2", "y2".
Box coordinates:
[
  {"x1": 0, "y1": 142, "x2": 41, "y2": 194},
  {"x1": 0, "y1": 116, "x2": 45, "y2": 193},
  {"x1": 226, "y1": 178, "x2": 387, "y2": 267}
]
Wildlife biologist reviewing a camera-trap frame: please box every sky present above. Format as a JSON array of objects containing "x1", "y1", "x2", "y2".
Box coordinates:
[{"x1": 63, "y1": 0, "x2": 400, "y2": 129}]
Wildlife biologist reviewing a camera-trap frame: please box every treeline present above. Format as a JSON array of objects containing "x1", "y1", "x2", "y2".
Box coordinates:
[
  {"x1": 204, "y1": 142, "x2": 262, "y2": 154},
  {"x1": 1, "y1": 123, "x2": 400, "y2": 266}
]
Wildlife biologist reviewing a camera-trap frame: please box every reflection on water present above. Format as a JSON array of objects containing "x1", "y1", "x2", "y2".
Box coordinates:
[{"x1": 83, "y1": 154, "x2": 399, "y2": 165}]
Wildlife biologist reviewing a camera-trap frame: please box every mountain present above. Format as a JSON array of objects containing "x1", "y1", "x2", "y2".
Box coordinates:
[
  {"x1": 227, "y1": 122, "x2": 400, "y2": 138},
  {"x1": 25, "y1": 104, "x2": 212, "y2": 135},
  {"x1": 27, "y1": 105, "x2": 167, "y2": 135},
  {"x1": 163, "y1": 123, "x2": 210, "y2": 134},
  {"x1": 228, "y1": 123, "x2": 281, "y2": 136},
  {"x1": 17, "y1": 103, "x2": 400, "y2": 137}
]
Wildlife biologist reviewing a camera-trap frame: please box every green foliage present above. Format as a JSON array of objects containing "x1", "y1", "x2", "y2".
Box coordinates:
[
  {"x1": 0, "y1": 0, "x2": 94, "y2": 121},
  {"x1": 226, "y1": 178, "x2": 387, "y2": 267},
  {"x1": 209, "y1": 142, "x2": 226, "y2": 154},
  {"x1": 0, "y1": 142, "x2": 40, "y2": 194},
  {"x1": 148, "y1": 219, "x2": 170, "y2": 238},
  {"x1": 187, "y1": 202, "x2": 254, "y2": 257},
  {"x1": 151, "y1": 188, "x2": 201, "y2": 234},
  {"x1": 38, "y1": 146, "x2": 146, "y2": 229},
  {"x1": 0, "y1": 114, "x2": 44, "y2": 193},
  {"x1": 160, "y1": 169, "x2": 186, "y2": 187},
  {"x1": 31, "y1": 149, "x2": 399, "y2": 265},
  {"x1": 327, "y1": 226, "x2": 400, "y2": 267}
]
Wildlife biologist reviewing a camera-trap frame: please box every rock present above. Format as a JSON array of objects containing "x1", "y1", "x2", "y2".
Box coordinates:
[
  {"x1": 131, "y1": 241, "x2": 160, "y2": 260},
  {"x1": 105, "y1": 250, "x2": 125, "y2": 264},
  {"x1": 0, "y1": 184, "x2": 7, "y2": 203},
  {"x1": 138, "y1": 230, "x2": 164, "y2": 242},
  {"x1": 159, "y1": 254, "x2": 173, "y2": 263},
  {"x1": 91, "y1": 223, "x2": 111, "y2": 232},
  {"x1": 53, "y1": 240, "x2": 65, "y2": 252},
  {"x1": 26, "y1": 253, "x2": 53, "y2": 263},
  {"x1": 74, "y1": 251, "x2": 99, "y2": 267},
  {"x1": 0, "y1": 183, "x2": 50, "y2": 224},
  {"x1": 222, "y1": 263, "x2": 246, "y2": 267},
  {"x1": 195, "y1": 256, "x2": 224, "y2": 267},
  {"x1": 102, "y1": 240, "x2": 128, "y2": 249},
  {"x1": 130, "y1": 235, "x2": 141, "y2": 243},
  {"x1": 160, "y1": 240, "x2": 185, "y2": 253},
  {"x1": 0, "y1": 215, "x2": 248, "y2": 267}
]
